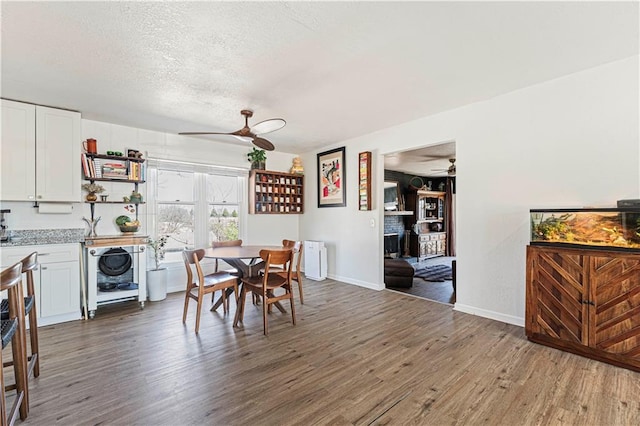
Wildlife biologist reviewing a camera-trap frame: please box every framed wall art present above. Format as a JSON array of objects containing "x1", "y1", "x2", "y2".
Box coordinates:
[
  {"x1": 358, "y1": 151, "x2": 371, "y2": 211},
  {"x1": 317, "y1": 147, "x2": 346, "y2": 207}
]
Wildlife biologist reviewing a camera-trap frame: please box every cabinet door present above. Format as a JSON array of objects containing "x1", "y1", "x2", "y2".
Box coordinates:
[
  {"x1": 526, "y1": 246, "x2": 588, "y2": 345},
  {"x1": 39, "y1": 260, "x2": 80, "y2": 317},
  {"x1": 1, "y1": 100, "x2": 36, "y2": 201},
  {"x1": 35, "y1": 105, "x2": 81, "y2": 202},
  {"x1": 419, "y1": 242, "x2": 428, "y2": 258},
  {"x1": 589, "y1": 255, "x2": 640, "y2": 361}
]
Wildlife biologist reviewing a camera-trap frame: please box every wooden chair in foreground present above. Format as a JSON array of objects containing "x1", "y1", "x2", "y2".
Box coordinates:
[
  {"x1": 182, "y1": 249, "x2": 239, "y2": 334},
  {"x1": 0, "y1": 262, "x2": 29, "y2": 425},
  {"x1": 234, "y1": 249, "x2": 295, "y2": 335},
  {"x1": 282, "y1": 240, "x2": 304, "y2": 304},
  {"x1": 1, "y1": 253, "x2": 39, "y2": 379}
]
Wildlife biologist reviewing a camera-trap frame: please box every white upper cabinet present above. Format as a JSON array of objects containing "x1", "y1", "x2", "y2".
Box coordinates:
[
  {"x1": 1, "y1": 99, "x2": 81, "y2": 202},
  {"x1": 1, "y1": 100, "x2": 36, "y2": 200}
]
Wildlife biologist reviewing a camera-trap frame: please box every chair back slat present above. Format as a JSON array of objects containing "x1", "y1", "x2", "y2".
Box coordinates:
[
  {"x1": 20, "y1": 252, "x2": 38, "y2": 297},
  {"x1": 1, "y1": 263, "x2": 22, "y2": 292},
  {"x1": 212, "y1": 239, "x2": 242, "y2": 248},
  {"x1": 261, "y1": 249, "x2": 293, "y2": 281},
  {"x1": 282, "y1": 240, "x2": 302, "y2": 271},
  {"x1": 183, "y1": 248, "x2": 207, "y2": 287}
]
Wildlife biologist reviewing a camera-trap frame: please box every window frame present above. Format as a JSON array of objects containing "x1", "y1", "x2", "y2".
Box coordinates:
[{"x1": 147, "y1": 159, "x2": 248, "y2": 265}]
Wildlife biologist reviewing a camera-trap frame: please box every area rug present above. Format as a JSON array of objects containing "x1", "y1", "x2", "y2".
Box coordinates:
[{"x1": 413, "y1": 264, "x2": 453, "y2": 282}]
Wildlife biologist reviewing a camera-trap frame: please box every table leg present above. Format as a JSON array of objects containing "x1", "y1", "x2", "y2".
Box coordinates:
[{"x1": 211, "y1": 258, "x2": 248, "y2": 311}]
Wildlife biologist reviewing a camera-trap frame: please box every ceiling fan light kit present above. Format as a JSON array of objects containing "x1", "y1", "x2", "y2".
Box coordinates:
[{"x1": 179, "y1": 109, "x2": 285, "y2": 151}]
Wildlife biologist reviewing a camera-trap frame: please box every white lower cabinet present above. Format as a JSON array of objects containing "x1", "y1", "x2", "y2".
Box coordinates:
[{"x1": 1, "y1": 243, "x2": 81, "y2": 326}]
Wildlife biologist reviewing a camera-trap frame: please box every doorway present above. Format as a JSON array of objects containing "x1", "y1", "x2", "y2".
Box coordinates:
[{"x1": 383, "y1": 142, "x2": 456, "y2": 305}]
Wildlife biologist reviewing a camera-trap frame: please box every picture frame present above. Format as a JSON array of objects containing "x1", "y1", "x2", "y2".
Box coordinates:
[
  {"x1": 358, "y1": 151, "x2": 371, "y2": 211},
  {"x1": 317, "y1": 147, "x2": 346, "y2": 208}
]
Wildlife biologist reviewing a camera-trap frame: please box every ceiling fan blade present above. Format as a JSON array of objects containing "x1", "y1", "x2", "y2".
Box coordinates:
[
  {"x1": 253, "y1": 137, "x2": 275, "y2": 151},
  {"x1": 232, "y1": 135, "x2": 253, "y2": 142},
  {"x1": 178, "y1": 131, "x2": 234, "y2": 136},
  {"x1": 251, "y1": 118, "x2": 286, "y2": 135}
]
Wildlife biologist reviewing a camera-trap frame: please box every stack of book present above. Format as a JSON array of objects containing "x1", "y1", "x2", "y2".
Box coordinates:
[
  {"x1": 128, "y1": 162, "x2": 146, "y2": 181},
  {"x1": 102, "y1": 162, "x2": 128, "y2": 179},
  {"x1": 81, "y1": 153, "x2": 101, "y2": 178}
]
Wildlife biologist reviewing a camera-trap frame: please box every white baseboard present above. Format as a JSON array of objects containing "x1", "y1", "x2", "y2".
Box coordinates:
[
  {"x1": 454, "y1": 303, "x2": 524, "y2": 327},
  {"x1": 328, "y1": 274, "x2": 384, "y2": 291}
]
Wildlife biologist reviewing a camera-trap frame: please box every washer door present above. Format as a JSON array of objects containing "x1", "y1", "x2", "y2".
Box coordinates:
[{"x1": 98, "y1": 248, "x2": 132, "y2": 276}]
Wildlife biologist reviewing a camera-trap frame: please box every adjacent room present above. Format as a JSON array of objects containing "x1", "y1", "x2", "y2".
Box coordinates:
[
  {"x1": 383, "y1": 142, "x2": 457, "y2": 305},
  {"x1": 0, "y1": 2, "x2": 639, "y2": 424}
]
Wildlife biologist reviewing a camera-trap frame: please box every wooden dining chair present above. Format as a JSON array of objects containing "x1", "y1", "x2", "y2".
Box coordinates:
[
  {"x1": 1, "y1": 253, "x2": 39, "y2": 379},
  {"x1": 234, "y1": 248, "x2": 295, "y2": 335},
  {"x1": 182, "y1": 249, "x2": 239, "y2": 334},
  {"x1": 282, "y1": 240, "x2": 304, "y2": 304},
  {"x1": 0, "y1": 262, "x2": 29, "y2": 425},
  {"x1": 210, "y1": 239, "x2": 250, "y2": 306}
]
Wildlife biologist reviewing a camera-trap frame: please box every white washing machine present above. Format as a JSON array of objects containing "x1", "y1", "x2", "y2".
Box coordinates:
[{"x1": 85, "y1": 242, "x2": 146, "y2": 318}]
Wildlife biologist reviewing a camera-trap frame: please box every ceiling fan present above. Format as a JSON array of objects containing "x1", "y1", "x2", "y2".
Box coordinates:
[
  {"x1": 179, "y1": 109, "x2": 285, "y2": 151},
  {"x1": 431, "y1": 158, "x2": 456, "y2": 176}
]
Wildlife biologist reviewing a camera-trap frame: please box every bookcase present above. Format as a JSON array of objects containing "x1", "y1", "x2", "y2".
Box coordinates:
[
  {"x1": 405, "y1": 190, "x2": 446, "y2": 260},
  {"x1": 81, "y1": 153, "x2": 146, "y2": 221},
  {"x1": 249, "y1": 170, "x2": 304, "y2": 214}
]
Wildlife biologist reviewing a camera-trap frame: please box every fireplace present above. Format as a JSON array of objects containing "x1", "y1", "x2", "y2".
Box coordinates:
[{"x1": 384, "y1": 233, "x2": 400, "y2": 258}]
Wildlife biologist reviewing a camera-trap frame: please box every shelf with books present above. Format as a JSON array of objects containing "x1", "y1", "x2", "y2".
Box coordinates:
[
  {"x1": 81, "y1": 153, "x2": 146, "y2": 182},
  {"x1": 81, "y1": 153, "x2": 146, "y2": 222}
]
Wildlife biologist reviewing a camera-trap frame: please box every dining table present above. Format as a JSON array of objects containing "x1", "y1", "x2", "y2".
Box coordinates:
[{"x1": 204, "y1": 245, "x2": 289, "y2": 312}]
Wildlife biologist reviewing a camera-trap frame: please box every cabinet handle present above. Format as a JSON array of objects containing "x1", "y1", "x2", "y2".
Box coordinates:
[
  {"x1": 38, "y1": 253, "x2": 50, "y2": 256},
  {"x1": 37, "y1": 195, "x2": 43, "y2": 199},
  {"x1": 41, "y1": 266, "x2": 47, "y2": 270}
]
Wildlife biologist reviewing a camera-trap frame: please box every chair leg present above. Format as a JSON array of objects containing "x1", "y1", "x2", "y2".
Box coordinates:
[
  {"x1": 0, "y1": 346, "x2": 6, "y2": 426},
  {"x1": 296, "y1": 273, "x2": 304, "y2": 304},
  {"x1": 28, "y1": 308, "x2": 39, "y2": 378},
  {"x1": 262, "y1": 290, "x2": 269, "y2": 336},
  {"x1": 233, "y1": 286, "x2": 246, "y2": 327},
  {"x1": 289, "y1": 287, "x2": 297, "y2": 326},
  {"x1": 11, "y1": 321, "x2": 28, "y2": 420},
  {"x1": 195, "y1": 294, "x2": 204, "y2": 334},
  {"x1": 182, "y1": 287, "x2": 191, "y2": 324},
  {"x1": 221, "y1": 289, "x2": 227, "y2": 315}
]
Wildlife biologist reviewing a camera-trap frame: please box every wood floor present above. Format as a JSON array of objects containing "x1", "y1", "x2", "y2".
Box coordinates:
[
  {"x1": 17, "y1": 278, "x2": 640, "y2": 425},
  {"x1": 389, "y1": 257, "x2": 455, "y2": 304}
]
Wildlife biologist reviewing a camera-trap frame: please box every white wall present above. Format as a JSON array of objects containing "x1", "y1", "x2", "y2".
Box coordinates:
[
  {"x1": 299, "y1": 55, "x2": 640, "y2": 326},
  {"x1": 4, "y1": 120, "x2": 298, "y2": 244}
]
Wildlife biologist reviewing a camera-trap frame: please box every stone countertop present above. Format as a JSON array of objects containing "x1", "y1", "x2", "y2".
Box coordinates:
[{"x1": 0, "y1": 228, "x2": 85, "y2": 247}]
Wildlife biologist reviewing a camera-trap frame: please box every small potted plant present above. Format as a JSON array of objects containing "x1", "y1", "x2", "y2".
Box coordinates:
[
  {"x1": 247, "y1": 147, "x2": 267, "y2": 170},
  {"x1": 146, "y1": 235, "x2": 169, "y2": 301},
  {"x1": 81, "y1": 183, "x2": 105, "y2": 202}
]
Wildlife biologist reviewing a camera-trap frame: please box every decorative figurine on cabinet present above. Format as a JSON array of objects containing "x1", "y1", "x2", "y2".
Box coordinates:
[{"x1": 290, "y1": 156, "x2": 304, "y2": 175}]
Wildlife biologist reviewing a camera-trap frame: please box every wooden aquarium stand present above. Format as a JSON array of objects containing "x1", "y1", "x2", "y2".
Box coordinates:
[{"x1": 526, "y1": 244, "x2": 640, "y2": 372}]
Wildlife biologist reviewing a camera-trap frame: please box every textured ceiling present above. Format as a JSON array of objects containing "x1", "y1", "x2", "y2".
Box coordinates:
[{"x1": 1, "y1": 2, "x2": 638, "y2": 154}]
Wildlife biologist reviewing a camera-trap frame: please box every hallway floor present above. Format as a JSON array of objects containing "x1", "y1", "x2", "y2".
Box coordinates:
[{"x1": 387, "y1": 256, "x2": 455, "y2": 305}]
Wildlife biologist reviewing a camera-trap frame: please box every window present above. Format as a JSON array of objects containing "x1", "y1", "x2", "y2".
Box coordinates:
[
  {"x1": 207, "y1": 174, "x2": 239, "y2": 243},
  {"x1": 149, "y1": 160, "x2": 246, "y2": 263}
]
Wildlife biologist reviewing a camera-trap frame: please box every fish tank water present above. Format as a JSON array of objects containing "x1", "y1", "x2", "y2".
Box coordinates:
[{"x1": 530, "y1": 208, "x2": 640, "y2": 251}]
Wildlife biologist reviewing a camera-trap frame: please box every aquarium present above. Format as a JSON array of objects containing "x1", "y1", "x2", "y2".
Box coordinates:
[{"x1": 530, "y1": 208, "x2": 640, "y2": 251}]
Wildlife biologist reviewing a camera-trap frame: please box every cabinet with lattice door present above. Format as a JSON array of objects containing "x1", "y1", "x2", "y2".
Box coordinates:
[{"x1": 526, "y1": 245, "x2": 640, "y2": 372}]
